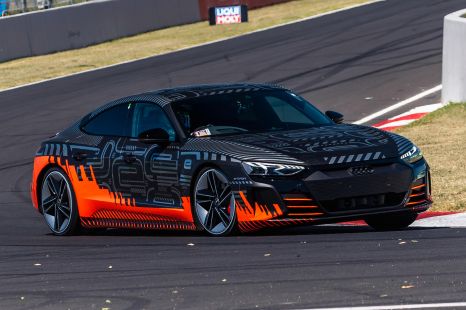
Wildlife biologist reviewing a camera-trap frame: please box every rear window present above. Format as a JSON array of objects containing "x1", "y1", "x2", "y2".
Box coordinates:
[{"x1": 81, "y1": 103, "x2": 131, "y2": 137}]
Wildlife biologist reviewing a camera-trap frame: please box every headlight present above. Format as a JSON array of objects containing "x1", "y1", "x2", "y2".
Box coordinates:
[
  {"x1": 400, "y1": 145, "x2": 423, "y2": 164},
  {"x1": 242, "y1": 162, "x2": 305, "y2": 176}
]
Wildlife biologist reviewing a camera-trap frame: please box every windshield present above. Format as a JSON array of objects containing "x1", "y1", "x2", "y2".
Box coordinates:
[{"x1": 171, "y1": 90, "x2": 332, "y2": 137}]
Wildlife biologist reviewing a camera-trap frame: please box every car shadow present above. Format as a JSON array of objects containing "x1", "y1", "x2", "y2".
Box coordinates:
[{"x1": 76, "y1": 224, "x2": 443, "y2": 237}]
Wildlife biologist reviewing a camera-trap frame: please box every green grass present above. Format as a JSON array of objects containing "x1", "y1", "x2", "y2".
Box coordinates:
[
  {"x1": 0, "y1": 0, "x2": 372, "y2": 90},
  {"x1": 395, "y1": 103, "x2": 466, "y2": 212}
]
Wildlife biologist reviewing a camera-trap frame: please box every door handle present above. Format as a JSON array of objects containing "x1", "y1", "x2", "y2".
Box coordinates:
[
  {"x1": 123, "y1": 153, "x2": 136, "y2": 164},
  {"x1": 72, "y1": 152, "x2": 88, "y2": 161}
]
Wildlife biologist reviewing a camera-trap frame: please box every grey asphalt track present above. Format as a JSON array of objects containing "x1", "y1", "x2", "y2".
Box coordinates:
[{"x1": 1, "y1": 0, "x2": 466, "y2": 309}]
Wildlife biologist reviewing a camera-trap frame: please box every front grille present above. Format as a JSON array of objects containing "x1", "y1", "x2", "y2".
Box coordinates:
[
  {"x1": 304, "y1": 163, "x2": 412, "y2": 202},
  {"x1": 282, "y1": 194, "x2": 324, "y2": 218},
  {"x1": 319, "y1": 192, "x2": 407, "y2": 213}
]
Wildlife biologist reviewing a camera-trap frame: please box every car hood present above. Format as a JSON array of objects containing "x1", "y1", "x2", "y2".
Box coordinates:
[{"x1": 210, "y1": 124, "x2": 411, "y2": 166}]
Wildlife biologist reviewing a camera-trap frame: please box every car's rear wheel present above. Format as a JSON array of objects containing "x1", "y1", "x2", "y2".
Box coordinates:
[
  {"x1": 364, "y1": 211, "x2": 418, "y2": 231},
  {"x1": 40, "y1": 168, "x2": 79, "y2": 236},
  {"x1": 193, "y1": 168, "x2": 236, "y2": 236}
]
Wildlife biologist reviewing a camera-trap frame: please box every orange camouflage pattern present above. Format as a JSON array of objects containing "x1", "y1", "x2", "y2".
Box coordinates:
[{"x1": 32, "y1": 156, "x2": 195, "y2": 230}]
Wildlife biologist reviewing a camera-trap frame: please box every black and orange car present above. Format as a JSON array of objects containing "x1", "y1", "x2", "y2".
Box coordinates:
[{"x1": 31, "y1": 84, "x2": 431, "y2": 236}]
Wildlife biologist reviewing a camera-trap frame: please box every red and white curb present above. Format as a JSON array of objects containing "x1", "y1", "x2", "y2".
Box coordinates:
[
  {"x1": 371, "y1": 103, "x2": 443, "y2": 131},
  {"x1": 411, "y1": 212, "x2": 466, "y2": 228},
  {"x1": 338, "y1": 212, "x2": 466, "y2": 228}
]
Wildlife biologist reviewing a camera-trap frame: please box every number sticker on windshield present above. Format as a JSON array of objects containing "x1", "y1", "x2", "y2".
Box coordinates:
[{"x1": 192, "y1": 128, "x2": 212, "y2": 137}]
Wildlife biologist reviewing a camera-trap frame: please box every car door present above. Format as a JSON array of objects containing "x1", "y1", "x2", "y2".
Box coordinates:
[
  {"x1": 76, "y1": 102, "x2": 131, "y2": 211},
  {"x1": 120, "y1": 101, "x2": 181, "y2": 209}
]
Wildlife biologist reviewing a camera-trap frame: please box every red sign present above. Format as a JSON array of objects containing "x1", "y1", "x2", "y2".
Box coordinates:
[{"x1": 216, "y1": 14, "x2": 242, "y2": 24}]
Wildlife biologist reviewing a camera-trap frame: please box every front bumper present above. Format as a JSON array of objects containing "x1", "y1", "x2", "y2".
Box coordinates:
[{"x1": 235, "y1": 159, "x2": 432, "y2": 232}]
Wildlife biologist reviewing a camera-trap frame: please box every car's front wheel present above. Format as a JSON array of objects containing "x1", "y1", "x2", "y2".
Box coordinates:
[
  {"x1": 364, "y1": 211, "x2": 418, "y2": 231},
  {"x1": 40, "y1": 167, "x2": 79, "y2": 236},
  {"x1": 192, "y1": 168, "x2": 236, "y2": 236}
]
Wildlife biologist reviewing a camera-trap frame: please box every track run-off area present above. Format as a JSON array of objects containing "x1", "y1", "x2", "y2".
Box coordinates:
[{"x1": 1, "y1": 0, "x2": 466, "y2": 309}]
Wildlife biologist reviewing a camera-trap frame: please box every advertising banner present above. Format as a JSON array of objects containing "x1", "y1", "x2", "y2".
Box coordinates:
[{"x1": 209, "y1": 5, "x2": 248, "y2": 25}]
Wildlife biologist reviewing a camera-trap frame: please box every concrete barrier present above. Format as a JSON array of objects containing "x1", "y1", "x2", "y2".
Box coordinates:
[
  {"x1": 0, "y1": 0, "x2": 201, "y2": 62},
  {"x1": 442, "y1": 9, "x2": 466, "y2": 104}
]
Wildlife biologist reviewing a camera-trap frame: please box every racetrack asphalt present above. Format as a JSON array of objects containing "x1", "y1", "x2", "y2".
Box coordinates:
[{"x1": 1, "y1": 0, "x2": 466, "y2": 309}]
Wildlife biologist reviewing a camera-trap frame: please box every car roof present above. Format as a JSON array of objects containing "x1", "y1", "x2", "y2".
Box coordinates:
[
  {"x1": 88, "y1": 83, "x2": 288, "y2": 118},
  {"x1": 148, "y1": 83, "x2": 287, "y2": 101}
]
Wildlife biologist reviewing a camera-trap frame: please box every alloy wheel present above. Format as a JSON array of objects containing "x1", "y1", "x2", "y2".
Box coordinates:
[
  {"x1": 41, "y1": 170, "x2": 73, "y2": 234},
  {"x1": 194, "y1": 169, "x2": 236, "y2": 235}
]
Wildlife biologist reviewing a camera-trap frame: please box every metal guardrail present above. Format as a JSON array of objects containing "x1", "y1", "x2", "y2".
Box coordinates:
[{"x1": 0, "y1": 0, "x2": 91, "y2": 16}]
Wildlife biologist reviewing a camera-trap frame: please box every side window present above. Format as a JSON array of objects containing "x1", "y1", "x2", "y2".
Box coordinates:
[
  {"x1": 266, "y1": 95, "x2": 311, "y2": 124},
  {"x1": 82, "y1": 103, "x2": 131, "y2": 136},
  {"x1": 131, "y1": 102, "x2": 176, "y2": 142}
]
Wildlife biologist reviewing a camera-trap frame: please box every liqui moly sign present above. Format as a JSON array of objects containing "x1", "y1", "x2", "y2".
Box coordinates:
[
  {"x1": 216, "y1": 6, "x2": 242, "y2": 24},
  {"x1": 209, "y1": 5, "x2": 248, "y2": 26}
]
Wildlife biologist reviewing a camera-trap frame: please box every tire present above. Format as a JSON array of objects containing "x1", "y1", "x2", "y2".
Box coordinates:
[
  {"x1": 192, "y1": 167, "x2": 237, "y2": 236},
  {"x1": 40, "y1": 167, "x2": 80, "y2": 236},
  {"x1": 364, "y1": 211, "x2": 418, "y2": 231}
]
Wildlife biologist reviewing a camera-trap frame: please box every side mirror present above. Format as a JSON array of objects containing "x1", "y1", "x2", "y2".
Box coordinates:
[
  {"x1": 138, "y1": 128, "x2": 169, "y2": 144},
  {"x1": 325, "y1": 111, "x2": 344, "y2": 124}
]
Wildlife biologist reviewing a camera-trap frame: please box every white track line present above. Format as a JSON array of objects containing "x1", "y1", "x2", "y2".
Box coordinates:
[
  {"x1": 298, "y1": 302, "x2": 466, "y2": 310},
  {"x1": 0, "y1": 0, "x2": 384, "y2": 94},
  {"x1": 353, "y1": 85, "x2": 443, "y2": 125}
]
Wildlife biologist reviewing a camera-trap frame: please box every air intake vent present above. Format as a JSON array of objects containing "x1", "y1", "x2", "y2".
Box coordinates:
[
  {"x1": 282, "y1": 195, "x2": 324, "y2": 218},
  {"x1": 406, "y1": 174, "x2": 431, "y2": 208}
]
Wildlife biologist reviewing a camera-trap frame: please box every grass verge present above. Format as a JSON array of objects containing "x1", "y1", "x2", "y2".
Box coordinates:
[
  {"x1": 395, "y1": 103, "x2": 466, "y2": 212},
  {"x1": 0, "y1": 0, "x2": 372, "y2": 90}
]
